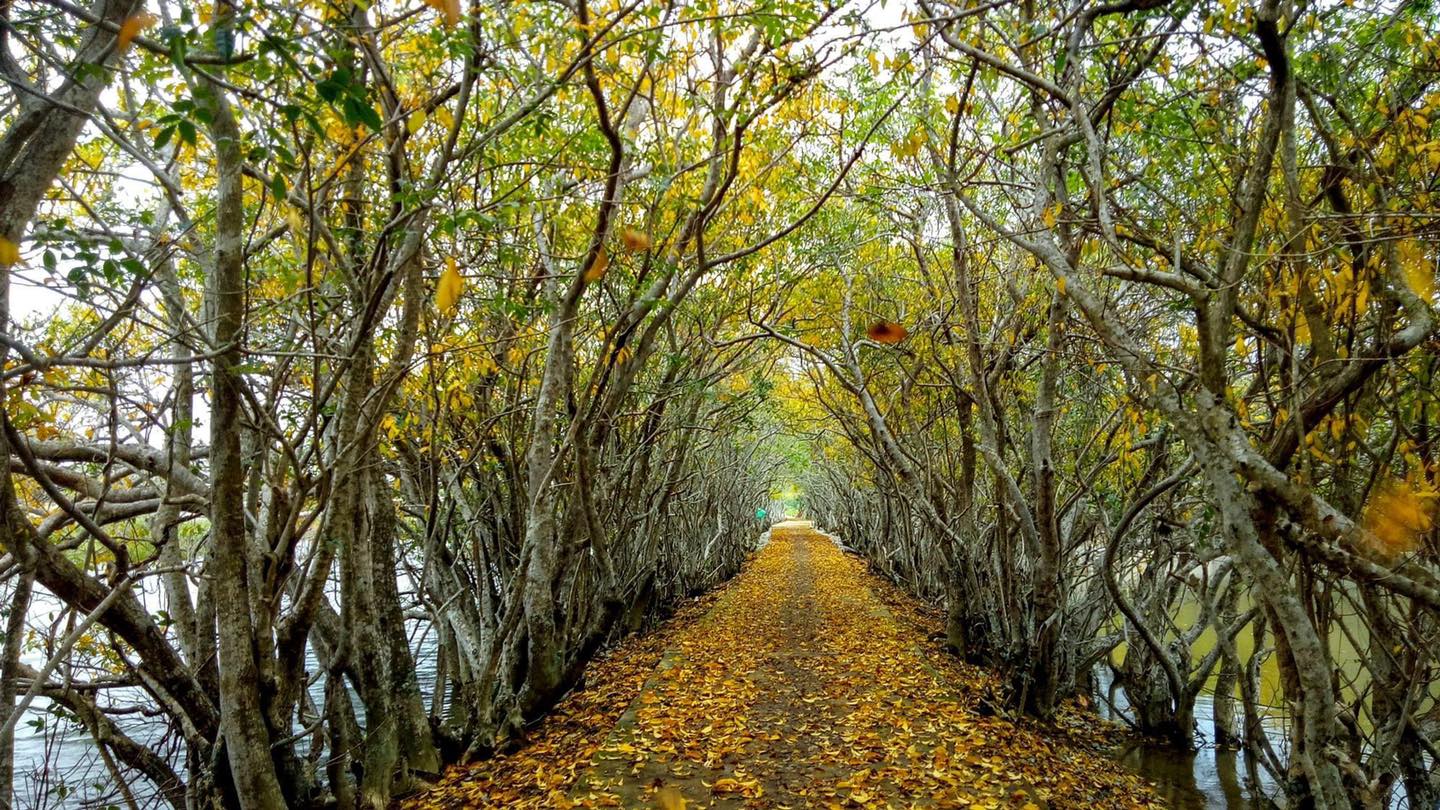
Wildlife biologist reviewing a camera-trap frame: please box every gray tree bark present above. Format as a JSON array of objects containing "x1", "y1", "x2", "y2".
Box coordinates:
[{"x1": 192, "y1": 68, "x2": 290, "y2": 809}]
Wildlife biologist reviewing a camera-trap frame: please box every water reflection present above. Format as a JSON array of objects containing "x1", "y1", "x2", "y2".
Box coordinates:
[
  {"x1": 1096, "y1": 668, "x2": 1282, "y2": 808},
  {"x1": 11, "y1": 582, "x2": 444, "y2": 808},
  {"x1": 1113, "y1": 740, "x2": 1270, "y2": 809}
]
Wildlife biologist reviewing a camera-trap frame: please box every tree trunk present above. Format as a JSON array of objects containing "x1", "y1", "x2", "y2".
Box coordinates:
[
  {"x1": 1026, "y1": 291, "x2": 1067, "y2": 717},
  {"x1": 0, "y1": 568, "x2": 32, "y2": 809},
  {"x1": 1196, "y1": 422, "x2": 1347, "y2": 809},
  {"x1": 197, "y1": 73, "x2": 289, "y2": 809},
  {"x1": 154, "y1": 258, "x2": 201, "y2": 666},
  {"x1": 1212, "y1": 585, "x2": 1242, "y2": 749}
]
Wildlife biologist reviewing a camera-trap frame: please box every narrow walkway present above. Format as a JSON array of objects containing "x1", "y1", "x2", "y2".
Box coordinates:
[{"x1": 565, "y1": 523, "x2": 1158, "y2": 809}]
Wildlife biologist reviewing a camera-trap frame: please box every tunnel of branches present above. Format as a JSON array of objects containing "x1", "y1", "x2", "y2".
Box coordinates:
[{"x1": 1, "y1": 0, "x2": 1438, "y2": 807}]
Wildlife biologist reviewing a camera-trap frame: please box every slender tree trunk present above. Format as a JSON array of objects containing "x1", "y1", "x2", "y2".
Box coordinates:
[
  {"x1": 366, "y1": 464, "x2": 441, "y2": 778},
  {"x1": 154, "y1": 258, "x2": 200, "y2": 665},
  {"x1": 1195, "y1": 416, "x2": 1347, "y2": 808},
  {"x1": 1027, "y1": 291, "x2": 1067, "y2": 717},
  {"x1": 196, "y1": 73, "x2": 289, "y2": 808},
  {"x1": 516, "y1": 311, "x2": 574, "y2": 716},
  {"x1": 1212, "y1": 585, "x2": 1242, "y2": 749},
  {"x1": 0, "y1": 568, "x2": 32, "y2": 809}
]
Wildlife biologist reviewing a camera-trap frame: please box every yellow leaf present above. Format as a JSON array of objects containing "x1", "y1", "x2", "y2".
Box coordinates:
[
  {"x1": 620, "y1": 228, "x2": 652, "y2": 253},
  {"x1": 1042, "y1": 203, "x2": 1060, "y2": 229},
  {"x1": 1363, "y1": 480, "x2": 1435, "y2": 556},
  {"x1": 437, "y1": 257, "x2": 463, "y2": 314},
  {"x1": 892, "y1": 129, "x2": 926, "y2": 159},
  {"x1": 655, "y1": 786, "x2": 686, "y2": 810},
  {"x1": 945, "y1": 95, "x2": 960, "y2": 116},
  {"x1": 0, "y1": 237, "x2": 19, "y2": 266},
  {"x1": 584, "y1": 247, "x2": 609, "y2": 282},
  {"x1": 407, "y1": 109, "x2": 426, "y2": 134},
  {"x1": 1056, "y1": 276, "x2": 1066, "y2": 295},
  {"x1": 423, "y1": 0, "x2": 460, "y2": 26},
  {"x1": 117, "y1": 12, "x2": 157, "y2": 54},
  {"x1": 1398, "y1": 238, "x2": 1434, "y2": 299}
]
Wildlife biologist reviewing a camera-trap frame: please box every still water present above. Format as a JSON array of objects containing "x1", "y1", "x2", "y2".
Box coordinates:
[
  {"x1": 1095, "y1": 666, "x2": 1284, "y2": 808},
  {"x1": 1095, "y1": 588, "x2": 1430, "y2": 809},
  {"x1": 8, "y1": 579, "x2": 443, "y2": 809}
]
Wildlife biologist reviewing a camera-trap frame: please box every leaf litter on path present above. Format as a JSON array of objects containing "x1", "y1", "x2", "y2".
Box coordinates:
[{"x1": 403, "y1": 524, "x2": 1162, "y2": 809}]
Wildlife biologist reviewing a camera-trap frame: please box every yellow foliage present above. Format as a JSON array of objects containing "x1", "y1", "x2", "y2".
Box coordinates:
[
  {"x1": 1363, "y1": 481, "x2": 1435, "y2": 556},
  {"x1": 584, "y1": 247, "x2": 609, "y2": 282},
  {"x1": 891, "y1": 129, "x2": 925, "y2": 159},
  {"x1": 437, "y1": 257, "x2": 463, "y2": 315},
  {"x1": 1042, "y1": 203, "x2": 1060, "y2": 229},
  {"x1": 422, "y1": 0, "x2": 460, "y2": 26},
  {"x1": 0, "y1": 237, "x2": 19, "y2": 266},
  {"x1": 1397, "y1": 238, "x2": 1434, "y2": 299},
  {"x1": 620, "y1": 228, "x2": 652, "y2": 253},
  {"x1": 117, "y1": 12, "x2": 157, "y2": 54}
]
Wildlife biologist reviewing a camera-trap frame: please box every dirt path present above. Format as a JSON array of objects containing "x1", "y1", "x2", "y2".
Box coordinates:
[{"x1": 565, "y1": 523, "x2": 1159, "y2": 809}]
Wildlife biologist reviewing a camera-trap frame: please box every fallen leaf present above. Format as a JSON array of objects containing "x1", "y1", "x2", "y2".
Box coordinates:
[{"x1": 655, "y1": 785, "x2": 686, "y2": 809}]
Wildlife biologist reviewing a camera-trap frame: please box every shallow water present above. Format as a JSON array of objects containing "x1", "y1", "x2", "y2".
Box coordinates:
[
  {"x1": 9, "y1": 581, "x2": 442, "y2": 809},
  {"x1": 1116, "y1": 743, "x2": 1266, "y2": 809},
  {"x1": 1095, "y1": 667, "x2": 1284, "y2": 808}
]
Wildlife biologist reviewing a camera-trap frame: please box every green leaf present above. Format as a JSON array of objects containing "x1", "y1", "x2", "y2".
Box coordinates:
[{"x1": 342, "y1": 96, "x2": 383, "y2": 132}]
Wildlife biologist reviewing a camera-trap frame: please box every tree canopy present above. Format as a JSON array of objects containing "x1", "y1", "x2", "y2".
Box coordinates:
[{"x1": 0, "y1": 0, "x2": 1437, "y2": 807}]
